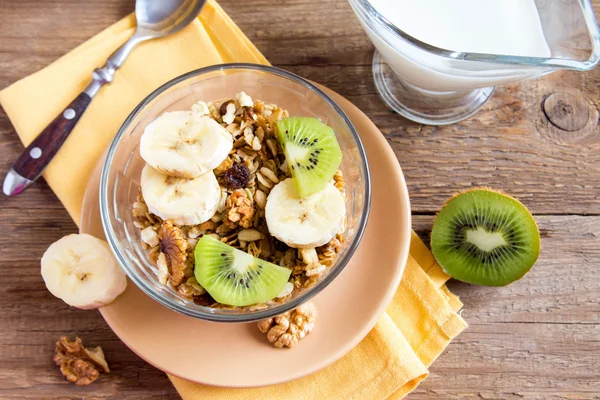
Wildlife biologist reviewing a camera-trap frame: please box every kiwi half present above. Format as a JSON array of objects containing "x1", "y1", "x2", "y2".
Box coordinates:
[
  {"x1": 431, "y1": 188, "x2": 540, "y2": 286},
  {"x1": 194, "y1": 236, "x2": 291, "y2": 306},
  {"x1": 276, "y1": 117, "x2": 342, "y2": 197}
]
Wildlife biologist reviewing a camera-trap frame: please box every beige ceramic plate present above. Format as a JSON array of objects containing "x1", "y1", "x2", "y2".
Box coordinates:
[{"x1": 80, "y1": 88, "x2": 411, "y2": 387}]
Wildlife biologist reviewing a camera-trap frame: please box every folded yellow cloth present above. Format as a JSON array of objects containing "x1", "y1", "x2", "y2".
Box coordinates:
[
  {"x1": 0, "y1": 2, "x2": 467, "y2": 398},
  {"x1": 0, "y1": 0, "x2": 266, "y2": 225},
  {"x1": 171, "y1": 235, "x2": 467, "y2": 400}
]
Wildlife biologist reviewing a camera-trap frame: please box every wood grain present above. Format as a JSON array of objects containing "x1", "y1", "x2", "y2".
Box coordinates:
[{"x1": 1, "y1": 0, "x2": 599, "y2": 399}]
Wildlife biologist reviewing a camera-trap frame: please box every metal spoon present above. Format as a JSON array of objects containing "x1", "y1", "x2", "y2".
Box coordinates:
[{"x1": 3, "y1": 0, "x2": 206, "y2": 196}]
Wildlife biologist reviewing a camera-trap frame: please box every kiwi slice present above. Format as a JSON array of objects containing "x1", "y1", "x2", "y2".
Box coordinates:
[
  {"x1": 431, "y1": 188, "x2": 540, "y2": 286},
  {"x1": 276, "y1": 117, "x2": 342, "y2": 197},
  {"x1": 194, "y1": 236, "x2": 291, "y2": 306}
]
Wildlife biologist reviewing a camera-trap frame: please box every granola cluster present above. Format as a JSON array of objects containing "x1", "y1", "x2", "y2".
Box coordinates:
[
  {"x1": 53, "y1": 336, "x2": 109, "y2": 386},
  {"x1": 225, "y1": 189, "x2": 255, "y2": 229},
  {"x1": 132, "y1": 93, "x2": 346, "y2": 346}
]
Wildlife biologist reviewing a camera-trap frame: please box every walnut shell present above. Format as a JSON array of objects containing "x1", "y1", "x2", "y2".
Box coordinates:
[{"x1": 53, "y1": 336, "x2": 109, "y2": 386}]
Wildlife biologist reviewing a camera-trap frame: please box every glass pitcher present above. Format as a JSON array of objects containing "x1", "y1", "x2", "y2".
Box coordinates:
[{"x1": 348, "y1": 0, "x2": 600, "y2": 125}]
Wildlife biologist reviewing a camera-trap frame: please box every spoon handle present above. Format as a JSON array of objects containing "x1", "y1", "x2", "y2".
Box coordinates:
[
  {"x1": 2, "y1": 36, "x2": 143, "y2": 196},
  {"x1": 3, "y1": 93, "x2": 92, "y2": 195}
]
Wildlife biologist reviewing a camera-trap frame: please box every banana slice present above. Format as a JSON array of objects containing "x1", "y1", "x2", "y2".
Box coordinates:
[
  {"x1": 265, "y1": 178, "x2": 346, "y2": 248},
  {"x1": 140, "y1": 111, "x2": 233, "y2": 179},
  {"x1": 141, "y1": 164, "x2": 220, "y2": 226},
  {"x1": 41, "y1": 234, "x2": 127, "y2": 310}
]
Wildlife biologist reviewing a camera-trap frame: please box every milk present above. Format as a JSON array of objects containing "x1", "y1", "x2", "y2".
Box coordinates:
[
  {"x1": 369, "y1": 0, "x2": 551, "y2": 57},
  {"x1": 362, "y1": 0, "x2": 552, "y2": 91}
]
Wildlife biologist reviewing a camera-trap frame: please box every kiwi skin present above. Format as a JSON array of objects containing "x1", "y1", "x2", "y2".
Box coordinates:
[{"x1": 430, "y1": 187, "x2": 541, "y2": 286}]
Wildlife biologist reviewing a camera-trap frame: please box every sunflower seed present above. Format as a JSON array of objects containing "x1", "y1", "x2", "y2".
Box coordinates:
[
  {"x1": 260, "y1": 167, "x2": 279, "y2": 184},
  {"x1": 238, "y1": 228, "x2": 264, "y2": 242}
]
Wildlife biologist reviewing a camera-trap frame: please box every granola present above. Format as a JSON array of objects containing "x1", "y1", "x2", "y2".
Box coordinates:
[{"x1": 133, "y1": 93, "x2": 346, "y2": 314}]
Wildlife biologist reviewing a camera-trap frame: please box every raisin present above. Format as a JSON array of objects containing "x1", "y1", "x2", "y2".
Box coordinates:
[
  {"x1": 222, "y1": 163, "x2": 250, "y2": 189},
  {"x1": 273, "y1": 238, "x2": 288, "y2": 252},
  {"x1": 192, "y1": 293, "x2": 215, "y2": 307}
]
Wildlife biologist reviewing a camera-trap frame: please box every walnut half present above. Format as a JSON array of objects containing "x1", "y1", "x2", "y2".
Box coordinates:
[
  {"x1": 158, "y1": 220, "x2": 188, "y2": 286},
  {"x1": 53, "y1": 336, "x2": 109, "y2": 386},
  {"x1": 257, "y1": 302, "x2": 317, "y2": 348}
]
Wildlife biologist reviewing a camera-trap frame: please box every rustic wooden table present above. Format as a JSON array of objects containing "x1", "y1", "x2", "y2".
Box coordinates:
[{"x1": 1, "y1": 0, "x2": 599, "y2": 399}]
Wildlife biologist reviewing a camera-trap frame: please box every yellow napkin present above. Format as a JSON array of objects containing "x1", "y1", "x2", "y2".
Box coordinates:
[
  {"x1": 0, "y1": 0, "x2": 266, "y2": 225},
  {"x1": 171, "y1": 234, "x2": 467, "y2": 400},
  {"x1": 0, "y1": 2, "x2": 467, "y2": 398}
]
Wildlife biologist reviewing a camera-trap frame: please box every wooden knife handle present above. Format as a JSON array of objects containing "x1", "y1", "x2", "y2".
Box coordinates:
[{"x1": 12, "y1": 92, "x2": 91, "y2": 181}]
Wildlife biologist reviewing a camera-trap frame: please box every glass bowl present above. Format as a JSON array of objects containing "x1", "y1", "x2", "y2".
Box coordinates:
[{"x1": 100, "y1": 64, "x2": 371, "y2": 323}]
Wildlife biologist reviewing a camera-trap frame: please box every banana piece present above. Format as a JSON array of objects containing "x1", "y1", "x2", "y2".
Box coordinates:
[
  {"x1": 141, "y1": 164, "x2": 220, "y2": 226},
  {"x1": 140, "y1": 111, "x2": 233, "y2": 179},
  {"x1": 41, "y1": 234, "x2": 127, "y2": 310},
  {"x1": 265, "y1": 178, "x2": 346, "y2": 248}
]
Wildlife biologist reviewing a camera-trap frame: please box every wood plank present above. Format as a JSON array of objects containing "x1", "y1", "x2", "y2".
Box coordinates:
[
  {"x1": 413, "y1": 215, "x2": 600, "y2": 326},
  {"x1": 1, "y1": 1, "x2": 600, "y2": 214},
  {"x1": 411, "y1": 216, "x2": 600, "y2": 399},
  {"x1": 5, "y1": 70, "x2": 600, "y2": 215},
  {"x1": 1, "y1": 0, "x2": 599, "y2": 398},
  {"x1": 411, "y1": 323, "x2": 600, "y2": 400},
  {"x1": 0, "y1": 209, "x2": 598, "y2": 398}
]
